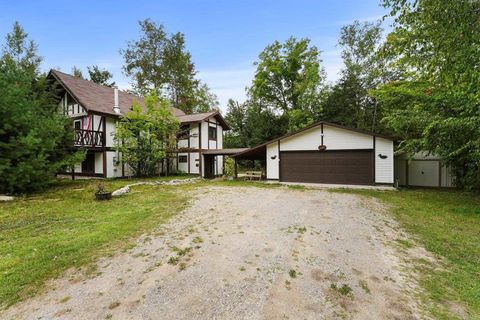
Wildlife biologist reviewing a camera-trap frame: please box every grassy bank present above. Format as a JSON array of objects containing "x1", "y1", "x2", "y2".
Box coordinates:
[
  {"x1": 0, "y1": 177, "x2": 192, "y2": 308},
  {"x1": 333, "y1": 188, "x2": 480, "y2": 319}
]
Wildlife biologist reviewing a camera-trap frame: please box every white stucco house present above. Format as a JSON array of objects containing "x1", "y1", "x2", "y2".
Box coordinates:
[{"x1": 48, "y1": 69, "x2": 237, "y2": 179}]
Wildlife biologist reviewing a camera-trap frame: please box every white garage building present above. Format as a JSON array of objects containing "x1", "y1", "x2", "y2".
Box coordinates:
[{"x1": 233, "y1": 121, "x2": 394, "y2": 186}]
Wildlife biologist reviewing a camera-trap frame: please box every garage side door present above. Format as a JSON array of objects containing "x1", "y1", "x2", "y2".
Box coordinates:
[{"x1": 280, "y1": 150, "x2": 374, "y2": 185}]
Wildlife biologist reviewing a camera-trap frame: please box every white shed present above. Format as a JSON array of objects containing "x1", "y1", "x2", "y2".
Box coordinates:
[{"x1": 394, "y1": 152, "x2": 455, "y2": 187}]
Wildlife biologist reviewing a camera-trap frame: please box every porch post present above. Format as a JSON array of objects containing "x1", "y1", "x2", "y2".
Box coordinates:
[{"x1": 234, "y1": 158, "x2": 238, "y2": 179}]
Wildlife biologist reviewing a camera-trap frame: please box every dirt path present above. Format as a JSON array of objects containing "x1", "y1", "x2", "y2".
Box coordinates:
[{"x1": 3, "y1": 186, "x2": 427, "y2": 319}]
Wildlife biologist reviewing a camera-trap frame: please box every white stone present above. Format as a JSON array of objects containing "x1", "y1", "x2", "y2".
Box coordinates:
[
  {"x1": 112, "y1": 186, "x2": 130, "y2": 197},
  {"x1": 0, "y1": 195, "x2": 15, "y2": 201}
]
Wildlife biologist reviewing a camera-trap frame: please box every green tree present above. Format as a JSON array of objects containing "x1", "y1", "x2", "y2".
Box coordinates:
[
  {"x1": 71, "y1": 65, "x2": 83, "y2": 79},
  {"x1": 120, "y1": 19, "x2": 217, "y2": 114},
  {"x1": 223, "y1": 98, "x2": 287, "y2": 148},
  {"x1": 224, "y1": 99, "x2": 248, "y2": 148},
  {"x1": 87, "y1": 65, "x2": 115, "y2": 87},
  {"x1": 0, "y1": 22, "x2": 83, "y2": 194},
  {"x1": 323, "y1": 21, "x2": 388, "y2": 131},
  {"x1": 251, "y1": 37, "x2": 326, "y2": 131},
  {"x1": 114, "y1": 92, "x2": 179, "y2": 176},
  {"x1": 242, "y1": 102, "x2": 287, "y2": 147},
  {"x1": 192, "y1": 83, "x2": 219, "y2": 113},
  {"x1": 374, "y1": 0, "x2": 480, "y2": 189}
]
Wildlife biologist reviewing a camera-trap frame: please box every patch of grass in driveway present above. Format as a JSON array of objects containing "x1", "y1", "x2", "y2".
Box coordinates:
[
  {"x1": 332, "y1": 188, "x2": 480, "y2": 319},
  {"x1": 207, "y1": 179, "x2": 307, "y2": 190},
  {"x1": 0, "y1": 178, "x2": 191, "y2": 308}
]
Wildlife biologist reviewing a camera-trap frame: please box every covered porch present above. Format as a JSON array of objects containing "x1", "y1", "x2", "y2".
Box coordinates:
[
  {"x1": 230, "y1": 145, "x2": 267, "y2": 179},
  {"x1": 201, "y1": 148, "x2": 248, "y2": 178}
]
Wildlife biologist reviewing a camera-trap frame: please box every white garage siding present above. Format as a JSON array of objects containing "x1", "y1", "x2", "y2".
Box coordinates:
[
  {"x1": 323, "y1": 126, "x2": 373, "y2": 150},
  {"x1": 279, "y1": 125, "x2": 373, "y2": 151},
  {"x1": 266, "y1": 142, "x2": 279, "y2": 179},
  {"x1": 374, "y1": 137, "x2": 394, "y2": 184}
]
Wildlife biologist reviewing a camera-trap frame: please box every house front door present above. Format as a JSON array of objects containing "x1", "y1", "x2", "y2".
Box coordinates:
[
  {"x1": 204, "y1": 155, "x2": 215, "y2": 179},
  {"x1": 81, "y1": 152, "x2": 95, "y2": 174}
]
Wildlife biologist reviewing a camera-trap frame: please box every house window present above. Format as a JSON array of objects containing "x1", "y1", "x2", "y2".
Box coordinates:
[
  {"x1": 209, "y1": 126, "x2": 217, "y2": 140},
  {"x1": 178, "y1": 124, "x2": 189, "y2": 139},
  {"x1": 179, "y1": 155, "x2": 188, "y2": 163},
  {"x1": 74, "y1": 120, "x2": 81, "y2": 130}
]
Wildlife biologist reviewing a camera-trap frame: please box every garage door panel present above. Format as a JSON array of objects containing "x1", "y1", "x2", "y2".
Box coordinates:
[{"x1": 280, "y1": 150, "x2": 374, "y2": 185}]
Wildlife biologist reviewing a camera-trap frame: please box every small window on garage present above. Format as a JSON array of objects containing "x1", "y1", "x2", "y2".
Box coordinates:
[
  {"x1": 209, "y1": 126, "x2": 217, "y2": 140},
  {"x1": 178, "y1": 155, "x2": 188, "y2": 163}
]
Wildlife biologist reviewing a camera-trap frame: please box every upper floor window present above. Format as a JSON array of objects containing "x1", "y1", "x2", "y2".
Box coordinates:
[
  {"x1": 74, "y1": 120, "x2": 81, "y2": 130},
  {"x1": 178, "y1": 124, "x2": 189, "y2": 140},
  {"x1": 208, "y1": 126, "x2": 217, "y2": 140}
]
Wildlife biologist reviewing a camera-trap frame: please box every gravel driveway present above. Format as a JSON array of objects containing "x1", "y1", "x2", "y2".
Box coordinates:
[{"x1": 3, "y1": 186, "x2": 426, "y2": 320}]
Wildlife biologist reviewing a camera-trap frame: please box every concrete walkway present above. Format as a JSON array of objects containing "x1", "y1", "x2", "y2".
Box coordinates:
[{"x1": 266, "y1": 181, "x2": 396, "y2": 190}]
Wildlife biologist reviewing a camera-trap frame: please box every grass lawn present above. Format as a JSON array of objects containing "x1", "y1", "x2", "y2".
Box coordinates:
[
  {"x1": 0, "y1": 176, "x2": 194, "y2": 309},
  {"x1": 333, "y1": 188, "x2": 480, "y2": 320}
]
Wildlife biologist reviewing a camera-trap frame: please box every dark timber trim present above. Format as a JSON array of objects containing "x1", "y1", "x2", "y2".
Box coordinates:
[
  {"x1": 279, "y1": 148, "x2": 373, "y2": 153},
  {"x1": 216, "y1": 122, "x2": 219, "y2": 173},
  {"x1": 321, "y1": 123, "x2": 324, "y2": 145},
  {"x1": 102, "y1": 116, "x2": 107, "y2": 178}
]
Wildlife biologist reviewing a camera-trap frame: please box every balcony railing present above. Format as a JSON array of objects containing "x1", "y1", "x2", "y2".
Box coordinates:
[{"x1": 74, "y1": 129, "x2": 105, "y2": 147}]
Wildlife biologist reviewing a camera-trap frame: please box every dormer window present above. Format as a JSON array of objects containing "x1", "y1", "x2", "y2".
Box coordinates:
[{"x1": 209, "y1": 126, "x2": 217, "y2": 140}]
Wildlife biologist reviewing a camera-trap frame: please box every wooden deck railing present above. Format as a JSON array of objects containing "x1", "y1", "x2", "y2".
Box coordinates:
[{"x1": 74, "y1": 129, "x2": 105, "y2": 147}]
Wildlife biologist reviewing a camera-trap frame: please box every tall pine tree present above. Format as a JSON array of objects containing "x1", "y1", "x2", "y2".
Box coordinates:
[{"x1": 0, "y1": 22, "x2": 83, "y2": 194}]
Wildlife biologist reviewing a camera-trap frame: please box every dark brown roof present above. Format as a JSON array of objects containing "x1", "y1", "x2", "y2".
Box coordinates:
[
  {"x1": 178, "y1": 110, "x2": 231, "y2": 130},
  {"x1": 177, "y1": 111, "x2": 218, "y2": 123},
  {"x1": 202, "y1": 148, "x2": 249, "y2": 155},
  {"x1": 49, "y1": 69, "x2": 185, "y2": 117},
  {"x1": 233, "y1": 121, "x2": 395, "y2": 159}
]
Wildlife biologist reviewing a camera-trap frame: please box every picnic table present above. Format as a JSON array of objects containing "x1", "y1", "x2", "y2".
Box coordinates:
[{"x1": 245, "y1": 171, "x2": 262, "y2": 180}]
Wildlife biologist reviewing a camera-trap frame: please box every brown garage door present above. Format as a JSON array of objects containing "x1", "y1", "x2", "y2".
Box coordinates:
[{"x1": 280, "y1": 150, "x2": 374, "y2": 185}]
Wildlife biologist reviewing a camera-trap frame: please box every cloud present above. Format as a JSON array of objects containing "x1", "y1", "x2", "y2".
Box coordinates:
[
  {"x1": 197, "y1": 54, "x2": 346, "y2": 112},
  {"x1": 197, "y1": 67, "x2": 254, "y2": 111}
]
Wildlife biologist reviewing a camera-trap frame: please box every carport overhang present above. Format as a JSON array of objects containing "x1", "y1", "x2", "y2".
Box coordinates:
[
  {"x1": 202, "y1": 148, "x2": 249, "y2": 156},
  {"x1": 231, "y1": 145, "x2": 266, "y2": 161},
  {"x1": 230, "y1": 145, "x2": 267, "y2": 179}
]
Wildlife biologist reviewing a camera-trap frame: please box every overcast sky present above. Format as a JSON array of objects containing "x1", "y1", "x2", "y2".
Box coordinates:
[{"x1": 0, "y1": 0, "x2": 388, "y2": 111}]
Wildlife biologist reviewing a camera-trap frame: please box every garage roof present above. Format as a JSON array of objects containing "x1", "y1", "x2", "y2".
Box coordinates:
[
  {"x1": 202, "y1": 148, "x2": 249, "y2": 155},
  {"x1": 232, "y1": 121, "x2": 395, "y2": 160}
]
